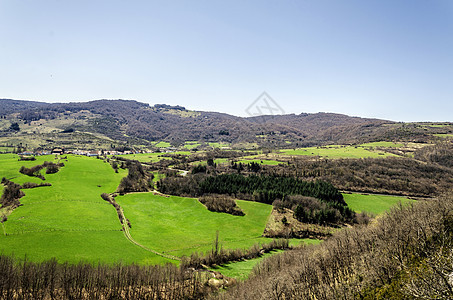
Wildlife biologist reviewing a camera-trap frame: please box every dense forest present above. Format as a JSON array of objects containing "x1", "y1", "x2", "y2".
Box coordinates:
[{"x1": 198, "y1": 174, "x2": 344, "y2": 204}]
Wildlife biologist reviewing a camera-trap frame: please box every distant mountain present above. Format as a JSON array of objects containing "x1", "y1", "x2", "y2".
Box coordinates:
[{"x1": 0, "y1": 99, "x2": 439, "y2": 149}]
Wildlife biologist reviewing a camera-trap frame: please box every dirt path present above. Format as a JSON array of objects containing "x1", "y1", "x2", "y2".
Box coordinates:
[
  {"x1": 168, "y1": 168, "x2": 189, "y2": 177},
  {"x1": 118, "y1": 206, "x2": 181, "y2": 261}
]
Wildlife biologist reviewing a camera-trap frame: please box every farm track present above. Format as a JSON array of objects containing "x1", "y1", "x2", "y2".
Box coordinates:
[{"x1": 117, "y1": 205, "x2": 181, "y2": 261}]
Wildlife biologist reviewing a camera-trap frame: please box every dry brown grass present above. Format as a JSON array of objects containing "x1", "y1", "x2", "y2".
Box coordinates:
[{"x1": 263, "y1": 208, "x2": 336, "y2": 239}]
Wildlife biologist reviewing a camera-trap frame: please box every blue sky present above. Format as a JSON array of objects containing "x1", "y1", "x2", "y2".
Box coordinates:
[{"x1": 1, "y1": 0, "x2": 452, "y2": 121}]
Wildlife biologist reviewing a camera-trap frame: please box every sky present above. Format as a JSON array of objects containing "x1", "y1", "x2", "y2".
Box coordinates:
[{"x1": 0, "y1": 0, "x2": 452, "y2": 122}]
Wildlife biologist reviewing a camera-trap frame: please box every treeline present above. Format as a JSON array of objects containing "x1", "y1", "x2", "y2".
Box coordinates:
[
  {"x1": 116, "y1": 159, "x2": 153, "y2": 194},
  {"x1": 217, "y1": 195, "x2": 453, "y2": 300},
  {"x1": 0, "y1": 178, "x2": 24, "y2": 210},
  {"x1": 19, "y1": 161, "x2": 64, "y2": 180},
  {"x1": 274, "y1": 195, "x2": 355, "y2": 225},
  {"x1": 158, "y1": 173, "x2": 352, "y2": 226},
  {"x1": 198, "y1": 174, "x2": 345, "y2": 205},
  {"x1": 183, "y1": 238, "x2": 289, "y2": 270},
  {"x1": 101, "y1": 193, "x2": 130, "y2": 227},
  {"x1": 198, "y1": 194, "x2": 245, "y2": 216},
  {"x1": 266, "y1": 156, "x2": 453, "y2": 197},
  {"x1": 0, "y1": 178, "x2": 50, "y2": 206},
  {"x1": 414, "y1": 141, "x2": 453, "y2": 168},
  {"x1": 0, "y1": 256, "x2": 210, "y2": 299}
]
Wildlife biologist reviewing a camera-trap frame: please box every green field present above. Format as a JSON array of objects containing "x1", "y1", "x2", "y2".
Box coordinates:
[
  {"x1": 0, "y1": 153, "x2": 418, "y2": 268},
  {"x1": 0, "y1": 154, "x2": 291, "y2": 264},
  {"x1": 434, "y1": 133, "x2": 453, "y2": 138},
  {"x1": 211, "y1": 239, "x2": 320, "y2": 280},
  {"x1": 208, "y1": 142, "x2": 230, "y2": 148},
  {"x1": 0, "y1": 146, "x2": 14, "y2": 152},
  {"x1": 184, "y1": 141, "x2": 201, "y2": 150},
  {"x1": 343, "y1": 193, "x2": 415, "y2": 215},
  {"x1": 115, "y1": 153, "x2": 172, "y2": 163},
  {"x1": 153, "y1": 141, "x2": 171, "y2": 148},
  {"x1": 116, "y1": 194, "x2": 276, "y2": 258},
  {"x1": 280, "y1": 145, "x2": 396, "y2": 159},
  {"x1": 0, "y1": 154, "x2": 169, "y2": 264},
  {"x1": 360, "y1": 141, "x2": 404, "y2": 148},
  {"x1": 422, "y1": 124, "x2": 451, "y2": 128},
  {"x1": 212, "y1": 250, "x2": 284, "y2": 280},
  {"x1": 236, "y1": 159, "x2": 282, "y2": 165}
]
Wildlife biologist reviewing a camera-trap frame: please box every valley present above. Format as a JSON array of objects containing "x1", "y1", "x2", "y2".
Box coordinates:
[{"x1": 0, "y1": 99, "x2": 452, "y2": 299}]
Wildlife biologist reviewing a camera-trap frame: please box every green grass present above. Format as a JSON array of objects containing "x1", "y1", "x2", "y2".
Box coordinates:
[
  {"x1": 236, "y1": 159, "x2": 282, "y2": 165},
  {"x1": 0, "y1": 154, "x2": 170, "y2": 264},
  {"x1": 434, "y1": 134, "x2": 453, "y2": 138},
  {"x1": 184, "y1": 141, "x2": 201, "y2": 150},
  {"x1": 360, "y1": 142, "x2": 404, "y2": 148},
  {"x1": 423, "y1": 124, "x2": 451, "y2": 128},
  {"x1": 343, "y1": 193, "x2": 416, "y2": 215},
  {"x1": 211, "y1": 238, "x2": 320, "y2": 280},
  {"x1": 208, "y1": 142, "x2": 230, "y2": 148},
  {"x1": 212, "y1": 250, "x2": 283, "y2": 280},
  {"x1": 151, "y1": 171, "x2": 166, "y2": 183},
  {"x1": 0, "y1": 146, "x2": 14, "y2": 152},
  {"x1": 116, "y1": 194, "x2": 275, "y2": 258},
  {"x1": 280, "y1": 145, "x2": 396, "y2": 159},
  {"x1": 153, "y1": 141, "x2": 171, "y2": 148},
  {"x1": 0, "y1": 231, "x2": 165, "y2": 265},
  {"x1": 115, "y1": 153, "x2": 171, "y2": 163}
]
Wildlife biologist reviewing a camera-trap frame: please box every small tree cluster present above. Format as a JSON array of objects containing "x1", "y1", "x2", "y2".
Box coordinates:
[
  {"x1": 18, "y1": 161, "x2": 63, "y2": 179},
  {"x1": 101, "y1": 193, "x2": 125, "y2": 224},
  {"x1": 0, "y1": 178, "x2": 24, "y2": 208},
  {"x1": 198, "y1": 194, "x2": 245, "y2": 216},
  {"x1": 116, "y1": 160, "x2": 152, "y2": 194},
  {"x1": 18, "y1": 156, "x2": 36, "y2": 161},
  {"x1": 192, "y1": 164, "x2": 207, "y2": 174}
]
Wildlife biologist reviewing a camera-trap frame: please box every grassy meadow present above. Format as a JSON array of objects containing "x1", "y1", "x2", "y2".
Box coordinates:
[
  {"x1": 115, "y1": 152, "x2": 172, "y2": 163},
  {"x1": 0, "y1": 154, "x2": 169, "y2": 264},
  {"x1": 343, "y1": 193, "x2": 416, "y2": 215},
  {"x1": 280, "y1": 145, "x2": 397, "y2": 159},
  {"x1": 116, "y1": 194, "x2": 276, "y2": 258},
  {"x1": 0, "y1": 151, "x2": 419, "y2": 270},
  {"x1": 0, "y1": 154, "x2": 299, "y2": 265}
]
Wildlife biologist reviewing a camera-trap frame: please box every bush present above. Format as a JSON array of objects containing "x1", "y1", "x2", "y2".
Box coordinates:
[
  {"x1": 198, "y1": 194, "x2": 245, "y2": 216},
  {"x1": 0, "y1": 178, "x2": 24, "y2": 208}
]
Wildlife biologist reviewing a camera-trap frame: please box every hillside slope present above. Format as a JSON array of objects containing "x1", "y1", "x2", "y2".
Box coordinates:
[{"x1": 0, "y1": 99, "x2": 449, "y2": 150}]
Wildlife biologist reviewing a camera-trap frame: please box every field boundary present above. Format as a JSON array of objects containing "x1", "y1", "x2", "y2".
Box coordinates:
[{"x1": 118, "y1": 206, "x2": 181, "y2": 261}]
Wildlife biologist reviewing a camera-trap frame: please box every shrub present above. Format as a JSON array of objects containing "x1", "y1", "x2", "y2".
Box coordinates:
[{"x1": 198, "y1": 194, "x2": 245, "y2": 216}]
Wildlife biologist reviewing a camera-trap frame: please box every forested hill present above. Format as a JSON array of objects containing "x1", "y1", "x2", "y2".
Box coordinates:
[{"x1": 0, "y1": 98, "x2": 445, "y2": 147}]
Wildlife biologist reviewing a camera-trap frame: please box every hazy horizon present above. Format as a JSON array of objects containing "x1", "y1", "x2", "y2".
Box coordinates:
[{"x1": 2, "y1": 97, "x2": 450, "y2": 123}]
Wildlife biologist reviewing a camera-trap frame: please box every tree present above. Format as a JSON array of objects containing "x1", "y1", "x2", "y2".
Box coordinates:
[
  {"x1": 281, "y1": 216, "x2": 288, "y2": 226},
  {"x1": 9, "y1": 122, "x2": 20, "y2": 131}
]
